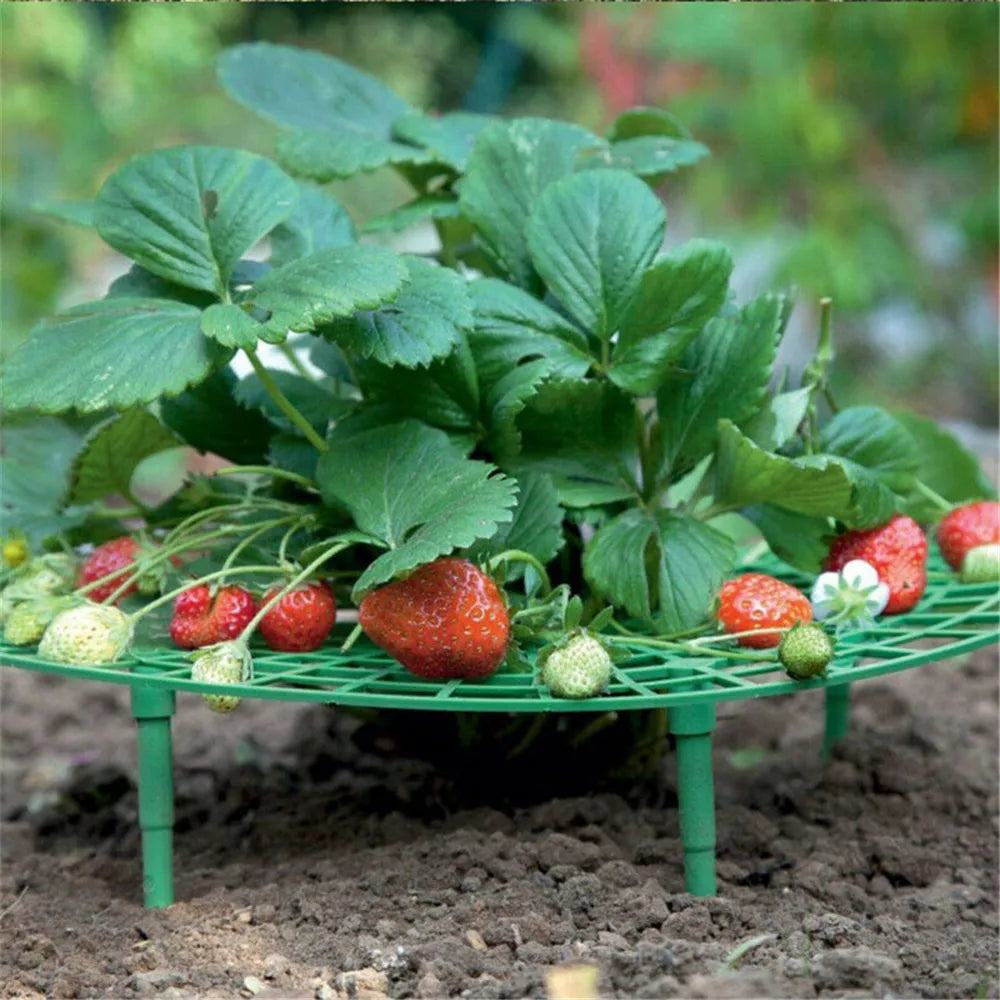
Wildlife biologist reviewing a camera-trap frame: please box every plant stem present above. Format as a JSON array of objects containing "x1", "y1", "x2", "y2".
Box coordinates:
[
  {"x1": 278, "y1": 342, "x2": 316, "y2": 381},
  {"x1": 220, "y1": 516, "x2": 300, "y2": 577},
  {"x1": 244, "y1": 346, "x2": 328, "y2": 452},
  {"x1": 687, "y1": 626, "x2": 797, "y2": 647},
  {"x1": 213, "y1": 465, "x2": 317, "y2": 490},
  {"x1": 605, "y1": 633, "x2": 777, "y2": 664},
  {"x1": 487, "y1": 550, "x2": 552, "y2": 595},
  {"x1": 162, "y1": 501, "x2": 287, "y2": 547},
  {"x1": 90, "y1": 505, "x2": 144, "y2": 521},
  {"x1": 914, "y1": 480, "x2": 953, "y2": 514},
  {"x1": 340, "y1": 622, "x2": 364, "y2": 653}
]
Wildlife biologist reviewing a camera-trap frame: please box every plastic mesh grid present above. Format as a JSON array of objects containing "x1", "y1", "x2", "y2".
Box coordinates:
[{"x1": 2, "y1": 551, "x2": 997, "y2": 713}]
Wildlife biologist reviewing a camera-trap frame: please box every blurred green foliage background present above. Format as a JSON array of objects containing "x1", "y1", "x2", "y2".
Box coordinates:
[{"x1": 2, "y1": 2, "x2": 996, "y2": 424}]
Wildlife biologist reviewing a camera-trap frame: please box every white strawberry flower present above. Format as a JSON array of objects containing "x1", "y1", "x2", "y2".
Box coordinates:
[{"x1": 810, "y1": 559, "x2": 889, "y2": 628}]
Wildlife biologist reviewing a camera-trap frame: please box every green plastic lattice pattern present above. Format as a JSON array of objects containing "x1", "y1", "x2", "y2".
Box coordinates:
[
  {"x1": 2, "y1": 552, "x2": 997, "y2": 712},
  {"x1": 2, "y1": 549, "x2": 997, "y2": 907}
]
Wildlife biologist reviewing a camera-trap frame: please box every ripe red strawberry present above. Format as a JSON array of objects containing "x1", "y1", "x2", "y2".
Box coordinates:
[
  {"x1": 78, "y1": 537, "x2": 142, "y2": 603},
  {"x1": 359, "y1": 558, "x2": 509, "y2": 679},
  {"x1": 825, "y1": 514, "x2": 927, "y2": 615},
  {"x1": 717, "y1": 573, "x2": 812, "y2": 649},
  {"x1": 936, "y1": 501, "x2": 1000, "y2": 571},
  {"x1": 169, "y1": 584, "x2": 256, "y2": 650},
  {"x1": 258, "y1": 581, "x2": 337, "y2": 652}
]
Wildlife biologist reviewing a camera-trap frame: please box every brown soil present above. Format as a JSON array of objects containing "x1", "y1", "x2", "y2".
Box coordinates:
[{"x1": 1, "y1": 644, "x2": 997, "y2": 1000}]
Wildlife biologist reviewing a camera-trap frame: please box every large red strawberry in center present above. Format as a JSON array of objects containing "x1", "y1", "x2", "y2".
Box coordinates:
[{"x1": 359, "y1": 558, "x2": 509, "y2": 679}]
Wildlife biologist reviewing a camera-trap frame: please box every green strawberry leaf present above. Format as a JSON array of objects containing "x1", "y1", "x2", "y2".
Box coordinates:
[
  {"x1": 656, "y1": 294, "x2": 785, "y2": 475},
  {"x1": 354, "y1": 340, "x2": 481, "y2": 445},
  {"x1": 218, "y1": 43, "x2": 427, "y2": 180},
  {"x1": 610, "y1": 239, "x2": 733, "y2": 394},
  {"x1": 742, "y1": 504, "x2": 835, "y2": 574},
  {"x1": 315, "y1": 420, "x2": 518, "y2": 598},
  {"x1": 458, "y1": 118, "x2": 604, "y2": 290},
  {"x1": 476, "y1": 471, "x2": 565, "y2": 569},
  {"x1": 714, "y1": 421, "x2": 895, "y2": 528},
  {"x1": 243, "y1": 245, "x2": 407, "y2": 342},
  {"x1": 201, "y1": 303, "x2": 261, "y2": 350},
  {"x1": 94, "y1": 146, "x2": 298, "y2": 298},
  {"x1": 68, "y1": 408, "x2": 180, "y2": 506},
  {"x1": 818, "y1": 405, "x2": 920, "y2": 496},
  {"x1": 1, "y1": 416, "x2": 87, "y2": 546},
  {"x1": 580, "y1": 136, "x2": 709, "y2": 178},
  {"x1": 467, "y1": 278, "x2": 592, "y2": 382},
  {"x1": 323, "y1": 257, "x2": 473, "y2": 369},
  {"x1": 269, "y1": 182, "x2": 356, "y2": 267},
  {"x1": 3, "y1": 298, "x2": 225, "y2": 414},
  {"x1": 267, "y1": 433, "x2": 320, "y2": 482},
  {"x1": 106, "y1": 264, "x2": 216, "y2": 308},
  {"x1": 526, "y1": 170, "x2": 665, "y2": 342},
  {"x1": 308, "y1": 339, "x2": 358, "y2": 385},
  {"x1": 480, "y1": 360, "x2": 552, "y2": 467},
  {"x1": 218, "y1": 42, "x2": 413, "y2": 131},
  {"x1": 742, "y1": 386, "x2": 813, "y2": 452},
  {"x1": 606, "y1": 107, "x2": 695, "y2": 142},
  {"x1": 583, "y1": 508, "x2": 736, "y2": 632},
  {"x1": 235, "y1": 372, "x2": 350, "y2": 438},
  {"x1": 619, "y1": 239, "x2": 733, "y2": 345},
  {"x1": 587, "y1": 107, "x2": 709, "y2": 179},
  {"x1": 894, "y1": 411, "x2": 996, "y2": 520},
  {"x1": 159, "y1": 369, "x2": 273, "y2": 466},
  {"x1": 275, "y1": 129, "x2": 431, "y2": 182},
  {"x1": 392, "y1": 111, "x2": 498, "y2": 171},
  {"x1": 513, "y1": 380, "x2": 639, "y2": 507},
  {"x1": 361, "y1": 194, "x2": 461, "y2": 234}
]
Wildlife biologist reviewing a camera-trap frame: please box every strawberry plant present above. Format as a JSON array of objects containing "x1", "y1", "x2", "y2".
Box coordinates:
[{"x1": 2, "y1": 41, "x2": 996, "y2": 684}]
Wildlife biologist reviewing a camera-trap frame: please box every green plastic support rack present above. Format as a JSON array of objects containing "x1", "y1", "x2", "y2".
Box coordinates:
[{"x1": 2, "y1": 552, "x2": 997, "y2": 907}]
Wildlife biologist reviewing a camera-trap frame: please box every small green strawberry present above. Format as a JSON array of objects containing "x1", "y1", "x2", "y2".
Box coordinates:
[
  {"x1": 38, "y1": 602, "x2": 133, "y2": 665},
  {"x1": 778, "y1": 621, "x2": 835, "y2": 680},
  {"x1": 190, "y1": 642, "x2": 251, "y2": 713},
  {"x1": 539, "y1": 632, "x2": 613, "y2": 700},
  {"x1": 960, "y1": 543, "x2": 1000, "y2": 584},
  {"x1": 4, "y1": 596, "x2": 80, "y2": 646}
]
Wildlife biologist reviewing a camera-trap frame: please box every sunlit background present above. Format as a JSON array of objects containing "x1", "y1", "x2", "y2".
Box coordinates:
[{"x1": 3, "y1": 2, "x2": 997, "y2": 427}]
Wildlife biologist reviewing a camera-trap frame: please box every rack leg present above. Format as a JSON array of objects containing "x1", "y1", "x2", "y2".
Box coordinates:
[
  {"x1": 130, "y1": 682, "x2": 176, "y2": 908},
  {"x1": 670, "y1": 701, "x2": 717, "y2": 896},
  {"x1": 823, "y1": 683, "x2": 851, "y2": 760}
]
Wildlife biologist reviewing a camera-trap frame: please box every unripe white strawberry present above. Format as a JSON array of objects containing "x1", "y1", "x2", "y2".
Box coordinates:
[
  {"x1": 38, "y1": 602, "x2": 132, "y2": 665},
  {"x1": 4, "y1": 596, "x2": 80, "y2": 646},
  {"x1": 6, "y1": 563, "x2": 71, "y2": 601},
  {"x1": 540, "y1": 633, "x2": 613, "y2": 700},
  {"x1": 960, "y1": 544, "x2": 1000, "y2": 584},
  {"x1": 0, "y1": 591, "x2": 20, "y2": 627},
  {"x1": 190, "y1": 642, "x2": 251, "y2": 713}
]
